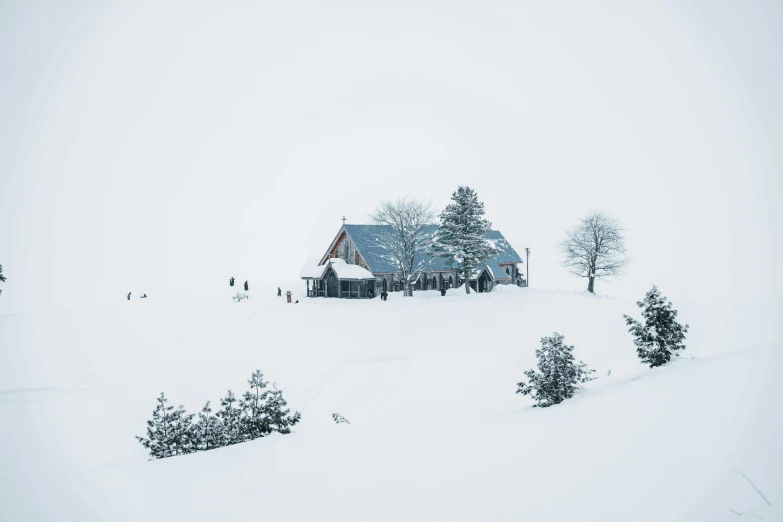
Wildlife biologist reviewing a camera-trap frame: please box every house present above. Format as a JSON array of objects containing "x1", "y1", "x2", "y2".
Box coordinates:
[{"x1": 300, "y1": 224, "x2": 526, "y2": 298}]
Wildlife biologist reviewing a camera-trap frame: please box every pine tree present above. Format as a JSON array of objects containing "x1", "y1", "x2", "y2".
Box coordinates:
[
  {"x1": 516, "y1": 333, "x2": 595, "y2": 407},
  {"x1": 263, "y1": 385, "x2": 301, "y2": 434},
  {"x1": 624, "y1": 285, "x2": 689, "y2": 368},
  {"x1": 216, "y1": 390, "x2": 244, "y2": 446},
  {"x1": 136, "y1": 393, "x2": 195, "y2": 459},
  {"x1": 192, "y1": 401, "x2": 222, "y2": 452},
  {"x1": 430, "y1": 186, "x2": 498, "y2": 294},
  {"x1": 239, "y1": 370, "x2": 271, "y2": 440}
]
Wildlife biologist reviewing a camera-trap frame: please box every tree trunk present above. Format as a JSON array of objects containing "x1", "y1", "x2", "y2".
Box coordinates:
[
  {"x1": 464, "y1": 269, "x2": 471, "y2": 294},
  {"x1": 587, "y1": 276, "x2": 595, "y2": 293}
]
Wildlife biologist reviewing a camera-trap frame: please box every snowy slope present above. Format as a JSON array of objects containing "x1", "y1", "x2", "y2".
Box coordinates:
[{"x1": 0, "y1": 285, "x2": 780, "y2": 521}]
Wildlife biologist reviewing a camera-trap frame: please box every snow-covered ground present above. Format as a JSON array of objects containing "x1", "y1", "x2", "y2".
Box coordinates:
[{"x1": 0, "y1": 284, "x2": 780, "y2": 521}]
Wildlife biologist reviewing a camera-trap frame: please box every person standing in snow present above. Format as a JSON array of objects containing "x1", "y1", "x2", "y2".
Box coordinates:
[
  {"x1": 440, "y1": 287, "x2": 446, "y2": 297},
  {"x1": 230, "y1": 277, "x2": 234, "y2": 287},
  {"x1": 244, "y1": 281, "x2": 249, "y2": 292},
  {"x1": 127, "y1": 292, "x2": 131, "y2": 300},
  {"x1": 381, "y1": 290, "x2": 388, "y2": 301},
  {"x1": 277, "y1": 287, "x2": 281, "y2": 297}
]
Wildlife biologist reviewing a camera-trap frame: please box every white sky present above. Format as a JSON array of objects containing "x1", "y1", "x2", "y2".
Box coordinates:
[{"x1": 1, "y1": 1, "x2": 781, "y2": 313}]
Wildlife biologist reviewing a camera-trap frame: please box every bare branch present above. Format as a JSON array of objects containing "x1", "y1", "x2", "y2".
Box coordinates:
[
  {"x1": 559, "y1": 210, "x2": 629, "y2": 292},
  {"x1": 369, "y1": 197, "x2": 436, "y2": 296}
]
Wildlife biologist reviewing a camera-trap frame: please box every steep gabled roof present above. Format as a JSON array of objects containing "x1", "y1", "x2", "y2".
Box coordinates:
[
  {"x1": 334, "y1": 224, "x2": 523, "y2": 275},
  {"x1": 484, "y1": 230, "x2": 523, "y2": 264}
]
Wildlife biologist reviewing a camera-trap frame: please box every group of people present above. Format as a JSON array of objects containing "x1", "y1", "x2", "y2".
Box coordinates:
[{"x1": 229, "y1": 277, "x2": 249, "y2": 292}]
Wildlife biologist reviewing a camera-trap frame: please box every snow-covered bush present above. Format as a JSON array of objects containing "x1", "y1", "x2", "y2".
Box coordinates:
[
  {"x1": 233, "y1": 292, "x2": 248, "y2": 302},
  {"x1": 137, "y1": 371, "x2": 301, "y2": 460},
  {"x1": 624, "y1": 285, "x2": 689, "y2": 368},
  {"x1": 516, "y1": 333, "x2": 595, "y2": 407},
  {"x1": 332, "y1": 413, "x2": 350, "y2": 424},
  {"x1": 193, "y1": 401, "x2": 222, "y2": 452},
  {"x1": 135, "y1": 393, "x2": 195, "y2": 459},
  {"x1": 216, "y1": 390, "x2": 244, "y2": 446}
]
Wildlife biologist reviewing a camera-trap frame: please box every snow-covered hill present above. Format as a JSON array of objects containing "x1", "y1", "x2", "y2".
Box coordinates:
[{"x1": 0, "y1": 285, "x2": 780, "y2": 521}]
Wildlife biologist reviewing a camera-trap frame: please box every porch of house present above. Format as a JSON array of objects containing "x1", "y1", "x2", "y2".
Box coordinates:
[{"x1": 304, "y1": 277, "x2": 375, "y2": 299}]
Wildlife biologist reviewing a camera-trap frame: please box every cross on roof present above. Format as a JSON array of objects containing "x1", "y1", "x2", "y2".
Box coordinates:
[{"x1": 341, "y1": 215, "x2": 347, "y2": 225}]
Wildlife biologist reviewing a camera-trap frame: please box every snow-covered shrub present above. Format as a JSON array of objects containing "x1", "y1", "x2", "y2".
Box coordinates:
[
  {"x1": 216, "y1": 390, "x2": 244, "y2": 446},
  {"x1": 516, "y1": 333, "x2": 595, "y2": 407},
  {"x1": 260, "y1": 384, "x2": 301, "y2": 435},
  {"x1": 137, "y1": 371, "x2": 301, "y2": 459},
  {"x1": 193, "y1": 401, "x2": 222, "y2": 452},
  {"x1": 135, "y1": 393, "x2": 195, "y2": 459},
  {"x1": 624, "y1": 285, "x2": 689, "y2": 368},
  {"x1": 233, "y1": 292, "x2": 248, "y2": 302},
  {"x1": 332, "y1": 413, "x2": 350, "y2": 424}
]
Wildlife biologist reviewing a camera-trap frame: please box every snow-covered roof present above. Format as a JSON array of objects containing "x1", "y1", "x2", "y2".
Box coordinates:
[
  {"x1": 469, "y1": 264, "x2": 514, "y2": 281},
  {"x1": 329, "y1": 258, "x2": 376, "y2": 280},
  {"x1": 487, "y1": 262, "x2": 513, "y2": 280},
  {"x1": 336, "y1": 225, "x2": 524, "y2": 274},
  {"x1": 300, "y1": 258, "x2": 375, "y2": 280},
  {"x1": 300, "y1": 261, "x2": 330, "y2": 279},
  {"x1": 471, "y1": 265, "x2": 492, "y2": 280},
  {"x1": 316, "y1": 225, "x2": 523, "y2": 279}
]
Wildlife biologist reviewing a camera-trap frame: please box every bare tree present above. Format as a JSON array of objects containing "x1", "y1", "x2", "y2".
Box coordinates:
[
  {"x1": 560, "y1": 210, "x2": 629, "y2": 293},
  {"x1": 370, "y1": 197, "x2": 436, "y2": 297}
]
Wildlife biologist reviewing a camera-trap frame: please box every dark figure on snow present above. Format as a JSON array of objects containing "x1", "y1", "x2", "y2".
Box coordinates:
[
  {"x1": 440, "y1": 287, "x2": 446, "y2": 297},
  {"x1": 295, "y1": 299, "x2": 299, "y2": 304},
  {"x1": 244, "y1": 281, "x2": 248, "y2": 292},
  {"x1": 381, "y1": 290, "x2": 388, "y2": 301},
  {"x1": 127, "y1": 292, "x2": 131, "y2": 300},
  {"x1": 141, "y1": 294, "x2": 147, "y2": 298},
  {"x1": 277, "y1": 287, "x2": 281, "y2": 297},
  {"x1": 230, "y1": 277, "x2": 234, "y2": 287}
]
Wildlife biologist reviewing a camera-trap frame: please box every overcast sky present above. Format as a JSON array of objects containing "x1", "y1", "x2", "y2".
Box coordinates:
[{"x1": 1, "y1": 1, "x2": 781, "y2": 313}]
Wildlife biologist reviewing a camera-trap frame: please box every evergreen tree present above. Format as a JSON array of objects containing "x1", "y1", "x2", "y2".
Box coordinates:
[
  {"x1": 516, "y1": 333, "x2": 595, "y2": 407},
  {"x1": 0, "y1": 264, "x2": 5, "y2": 296},
  {"x1": 216, "y1": 390, "x2": 244, "y2": 446},
  {"x1": 192, "y1": 401, "x2": 222, "y2": 452},
  {"x1": 624, "y1": 285, "x2": 689, "y2": 367},
  {"x1": 430, "y1": 186, "x2": 498, "y2": 294},
  {"x1": 263, "y1": 385, "x2": 301, "y2": 434},
  {"x1": 136, "y1": 393, "x2": 195, "y2": 459},
  {"x1": 239, "y1": 370, "x2": 271, "y2": 440}
]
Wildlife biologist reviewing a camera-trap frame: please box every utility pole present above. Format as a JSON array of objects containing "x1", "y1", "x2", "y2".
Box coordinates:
[{"x1": 525, "y1": 247, "x2": 530, "y2": 287}]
